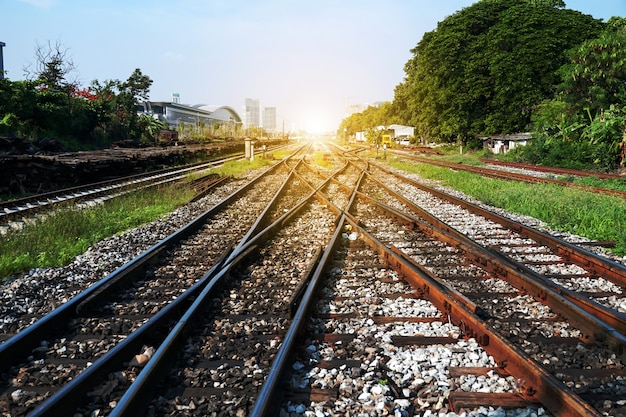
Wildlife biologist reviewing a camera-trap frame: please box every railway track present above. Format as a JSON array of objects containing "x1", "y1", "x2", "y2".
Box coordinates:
[
  {"x1": 0, "y1": 146, "x2": 304, "y2": 415},
  {"x1": 347, "y1": 159, "x2": 626, "y2": 415},
  {"x1": 391, "y1": 152, "x2": 626, "y2": 200},
  {"x1": 0, "y1": 146, "x2": 285, "y2": 234},
  {"x1": 1, "y1": 143, "x2": 625, "y2": 416},
  {"x1": 269, "y1": 152, "x2": 626, "y2": 416},
  {"x1": 481, "y1": 159, "x2": 625, "y2": 181}
]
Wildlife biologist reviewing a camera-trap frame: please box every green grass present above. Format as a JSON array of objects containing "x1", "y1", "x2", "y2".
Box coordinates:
[
  {"x1": 269, "y1": 149, "x2": 292, "y2": 161},
  {"x1": 388, "y1": 159, "x2": 626, "y2": 257},
  {"x1": 213, "y1": 157, "x2": 275, "y2": 177},
  {"x1": 408, "y1": 150, "x2": 626, "y2": 194},
  {"x1": 555, "y1": 175, "x2": 626, "y2": 193},
  {"x1": 308, "y1": 151, "x2": 333, "y2": 169},
  {"x1": 0, "y1": 185, "x2": 195, "y2": 280},
  {"x1": 0, "y1": 158, "x2": 278, "y2": 281}
]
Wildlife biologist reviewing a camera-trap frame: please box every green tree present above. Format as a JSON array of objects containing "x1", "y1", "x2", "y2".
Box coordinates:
[
  {"x1": 1, "y1": 40, "x2": 157, "y2": 149},
  {"x1": 338, "y1": 102, "x2": 400, "y2": 139},
  {"x1": 528, "y1": 18, "x2": 626, "y2": 170},
  {"x1": 25, "y1": 41, "x2": 77, "y2": 91},
  {"x1": 112, "y1": 68, "x2": 153, "y2": 140},
  {"x1": 557, "y1": 18, "x2": 626, "y2": 118},
  {"x1": 395, "y1": 0, "x2": 602, "y2": 143},
  {"x1": 138, "y1": 114, "x2": 169, "y2": 143},
  {"x1": 85, "y1": 79, "x2": 117, "y2": 141}
]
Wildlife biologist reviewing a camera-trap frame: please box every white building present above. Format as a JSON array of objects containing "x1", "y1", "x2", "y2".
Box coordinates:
[
  {"x1": 387, "y1": 124, "x2": 415, "y2": 140},
  {"x1": 354, "y1": 124, "x2": 415, "y2": 143},
  {"x1": 137, "y1": 102, "x2": 242, "y2": 131},
  {"x1": 483, "y1": 133, "x2": 532, "y2": 154}
]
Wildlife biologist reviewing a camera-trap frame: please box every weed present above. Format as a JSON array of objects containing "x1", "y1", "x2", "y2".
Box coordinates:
[
  {"x1": 387, "y1": 160, "x2": 626, "y2": 257},
  {"x1": 0, "y1": 185, "x2": 194, "y2": 280}
]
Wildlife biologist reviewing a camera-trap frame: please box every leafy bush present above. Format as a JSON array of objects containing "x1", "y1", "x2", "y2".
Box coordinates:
[{"x1": 511, "y1": 137, "x2": 617, "y2": 171}]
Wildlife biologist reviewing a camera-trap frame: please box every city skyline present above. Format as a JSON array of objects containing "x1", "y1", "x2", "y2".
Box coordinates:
[{"x1": 3, "y1": 0, "x2": 625, "y2": 133}]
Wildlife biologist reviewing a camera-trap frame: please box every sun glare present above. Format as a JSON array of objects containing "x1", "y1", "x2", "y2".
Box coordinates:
[
  {"x1": 305, "y1": 122, "x2": 324, "y2": 134},
  {"x1": 293, "y1": 105, "x2": 337, "y2": 135},
  {"x1": 302, "y1": 114, "x2": 334, "y2": 135}
]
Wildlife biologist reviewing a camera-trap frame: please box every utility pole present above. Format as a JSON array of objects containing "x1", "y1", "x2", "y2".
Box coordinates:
[{"x1": 0, "y1": 42, "x2": 5, "y2": 79}]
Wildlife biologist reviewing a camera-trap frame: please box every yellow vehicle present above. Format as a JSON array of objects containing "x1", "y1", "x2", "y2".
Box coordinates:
[{"x1": 381, "y1": 134, "x2": 393, "y2": 148}]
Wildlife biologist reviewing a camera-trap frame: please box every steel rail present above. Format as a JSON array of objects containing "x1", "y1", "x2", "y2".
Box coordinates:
[
  {"x1": 366, "y1": 160, "x2": 626, "y2": 290},
  {"x1": 340, "y1": 212, "x2": 603, "y2": 417},
  {"x1": 0, "y1": 156, "x2": 230, "y2": 214},
  {"x1": 249, "y1": 164, "x2": 367, "y2": 417},
  {"x1": 223, "y1": 159, "x2": 305, "y2": 264},
  {"x1": 106, "y1": 244, "x2": 259, "y2": 417},
  {"x1": 223, "y1": 144, "x2": 317, "y2": 258},
  {"x1": 0, "y1": 143, "x2": 291, "y2": 214},
  {"x1": 295, "y1": 145, "x2": 609, "y2": 415},
  {"x1": 250, "y1": 214, "x2": 346, "y2": 417},
  {"x1": 108, "y1": 152, "x2": 357, "y2": 416},
  {"x1": 362, "y1": 170, "x2": 626, "y2": 331},
  {"x1": 27, "y1": 246, "x2": 234, "y2": 417},
  {"x1": 482, "y1": 158, "x2": 626, "y2": 180},
  {"x1": 187, "y1": 175, "x2": 232, "y2": 202},
  {"x1": 0, "y1": 145, "x2": 289, "y2": 227},
  {"x1": 22, "y1": 148, "x2": 308, "y2": 416},
  {"x1": 0, "y1": 158, "x2": 289, "y2": 370},
  {"x1": 355, "y1": 187, "x2": 626, "y2": 355},
  {"x1": 108, "y1": 185, "x2": 344, "y2": 416},
  {"x1": 394, "y1": 153, "x2": 626, "y2": 199}
]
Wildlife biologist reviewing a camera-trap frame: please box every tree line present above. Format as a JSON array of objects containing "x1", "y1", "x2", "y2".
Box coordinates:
[
  {"x1": 0, "y1": 42, "x2": 163, "y2": 151},
  {"x1": 340, "y1": 0, "x2": 626, "y2": 171}
]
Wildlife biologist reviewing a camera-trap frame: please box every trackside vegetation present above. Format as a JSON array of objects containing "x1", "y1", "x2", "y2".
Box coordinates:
[
  {"x1": 341, "y1": 0, "x2": 626, "y2": 173},
  {"x1": 0, "y1": 186, "x2": 194, "y2": 279},
  {"x1": 386, "y1": 158, "x2": 626, "y2": 257},
  {"x1": 0, "y1": 158, "x2": 275, "y2": 280},
  {"x1": 425, "y1": 150, "x2": 626, "y2": 194}
]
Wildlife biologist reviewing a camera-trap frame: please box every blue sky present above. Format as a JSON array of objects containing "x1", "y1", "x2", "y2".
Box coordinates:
[{"x1": 2, "y1": 0, "x2": 625, "y2": 132}]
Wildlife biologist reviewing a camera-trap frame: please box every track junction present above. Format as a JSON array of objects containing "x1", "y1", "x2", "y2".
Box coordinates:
[{"x1": 1, "y1": 142, "x2": 625, "y2": 416}]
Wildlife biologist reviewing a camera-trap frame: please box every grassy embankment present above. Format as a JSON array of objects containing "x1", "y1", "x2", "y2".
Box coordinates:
[
  {"x1": 0, "y1": 157, "x2": 275, "y2": 280},
  {"x1": 380, "y1": 150, "x2": 626, "y2": 257},
  {"x1": 438, "y1": 152, "x2": 626, "y2": 194}
]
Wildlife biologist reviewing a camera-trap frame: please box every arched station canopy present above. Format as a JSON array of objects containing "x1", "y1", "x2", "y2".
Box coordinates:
[{"x1": 138, "y1": 101, "x2": 242, "y2": 129}]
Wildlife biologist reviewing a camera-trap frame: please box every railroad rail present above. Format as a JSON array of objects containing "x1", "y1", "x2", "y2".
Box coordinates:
[
  {"x1": 482, "y1": 159, "x2": 625, "y2": 181},
  {"x1": 0, "y1": 145, "x2": 285, "y2": 233},
  {"x1": 392, "y1": 152, "x2": 626, "y2": 200},
  {"x1": 353, "y1": 160, "x2": 626, "y2": 411},
  {"x1": 0, "y1": 145, "x2": 307, "y2": 415},
  {"x1": 1, "y1": 143, "x2": 625, "y2": 416}
]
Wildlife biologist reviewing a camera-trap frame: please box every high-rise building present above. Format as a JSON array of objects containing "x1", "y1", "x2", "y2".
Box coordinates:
[
  {"x1": 263, "y1": 107, "x2": 276, "y2": 133},
  {"x1": 244, "y1": 98, "x2": 260, "y2": 129}
]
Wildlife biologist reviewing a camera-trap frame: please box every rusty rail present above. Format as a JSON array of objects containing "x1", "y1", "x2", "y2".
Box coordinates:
[{"x1": 396, "y1": 153, "x2": 626, "y2": 199}]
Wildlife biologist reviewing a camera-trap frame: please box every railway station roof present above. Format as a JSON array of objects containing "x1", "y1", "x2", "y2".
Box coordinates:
[{"x1": 139, "y1": 101, "x2": 242, "y2": 126}]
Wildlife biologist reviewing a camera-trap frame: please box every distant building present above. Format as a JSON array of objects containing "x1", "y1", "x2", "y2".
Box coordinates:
[
  {"x1": 263, "y1": 107, "x2": 276, "y2": 132},
  {"x1": 387, "y1": 124, "x2": 414, "y2": 140},
  {"x1": 354, "y1": 124, "x2": 415, "y2": 143},
  {"x1": 137, "y1": 101, "x2": 242, "y2": 131},
  {"x1": 244, "y1": 98, "x2": 260, "y2": 129},
  {"x1": 483, "y1": 133, "x2": 532, "y2": 154},
  {"x1": 345, "y1": 102, "x2": 367, "y2": 117}
]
